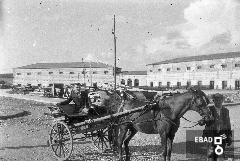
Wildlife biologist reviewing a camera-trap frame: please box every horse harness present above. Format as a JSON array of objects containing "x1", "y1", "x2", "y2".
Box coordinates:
[{"x1": 119, "y1": 91, "x2": 208, "y2": 128}]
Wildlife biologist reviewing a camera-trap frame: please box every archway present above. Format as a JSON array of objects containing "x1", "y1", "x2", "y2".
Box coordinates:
[
  {"x1": 127, "y1": 79, "x2": 132, "y2": 87},
  {"x1": 134, "y1": 79, "x2": 139, "y2": 87},
  {"x1": 121, "y1": 79, "x2": 125, "y2": 85}
]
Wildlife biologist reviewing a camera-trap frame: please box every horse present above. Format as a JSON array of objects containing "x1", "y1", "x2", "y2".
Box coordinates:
[
  {"x1": 116, "y1": 88, "x2": 213, "y2": 161},
  {"x1": 87, "y1": 89, "x2": 157, "y2": 150}
]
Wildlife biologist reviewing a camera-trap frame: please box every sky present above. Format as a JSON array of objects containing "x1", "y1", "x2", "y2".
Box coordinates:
[{"x1": 0, "y1": 0, "x2": 240, "y2": 73}]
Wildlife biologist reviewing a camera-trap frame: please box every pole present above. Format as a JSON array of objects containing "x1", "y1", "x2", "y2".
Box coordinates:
[
  {"x1": 82, "y1": 58, "x2": 86, "y2": 85},
  {"x1": 113, "y1": 15, "x2": 117, "y2": 91},
  {"x1": 90, "y1": 61, "x2": 92, "y2": 86}
]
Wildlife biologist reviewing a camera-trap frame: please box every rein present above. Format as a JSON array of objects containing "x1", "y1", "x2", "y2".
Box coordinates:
[{"x1": 119, "y1": 91, "x2": 204, "y2": 129}]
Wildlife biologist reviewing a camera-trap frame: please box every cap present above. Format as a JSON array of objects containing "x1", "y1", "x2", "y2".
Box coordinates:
[{"x1": 212, "y1": 93, "x2": 224, "y2": 101}]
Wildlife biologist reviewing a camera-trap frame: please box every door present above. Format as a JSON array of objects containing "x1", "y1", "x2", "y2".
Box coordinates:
[
  {"x1": 210, "y1": 81, "x2": 214, "y2": 89},
  {"x1": 235, "y1": 80, "x2": 240, "y2": 90},
  {"x1": 222, "y1": 81, "x2": 227, "y2": 89},
  {"x1": 167, "y1": 82, "x2": 171, "y2": 88}
]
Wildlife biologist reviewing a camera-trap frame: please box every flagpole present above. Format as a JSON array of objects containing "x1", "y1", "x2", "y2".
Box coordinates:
[{"x1": 113, "y1": 15, "x2": 117, "y2": 91}]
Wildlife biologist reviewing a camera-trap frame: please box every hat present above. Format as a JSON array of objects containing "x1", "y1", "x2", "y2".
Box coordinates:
[{"x1": 212, "y1": 93, "x2": 224, "y2": 100}]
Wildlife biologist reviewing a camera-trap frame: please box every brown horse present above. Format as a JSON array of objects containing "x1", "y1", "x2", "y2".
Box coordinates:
[{"x1": 116, "y1": 88, "x2": 212, "y2": 161}]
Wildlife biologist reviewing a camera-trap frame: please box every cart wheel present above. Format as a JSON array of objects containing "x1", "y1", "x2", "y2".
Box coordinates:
[
  {"x1": 91, "y1": 127, "x2": 111, "y2": 153},
  {"x1": 49, "y1": 121, "x2": 73, "y2": 161}
]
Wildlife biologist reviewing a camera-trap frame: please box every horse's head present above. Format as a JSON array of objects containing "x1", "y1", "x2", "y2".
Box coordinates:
[{"x1": 188, "y1": 88, "x2": 213, "y2": 123}]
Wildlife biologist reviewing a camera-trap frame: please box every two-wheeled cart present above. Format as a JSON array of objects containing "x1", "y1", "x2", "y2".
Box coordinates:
[{"x1": 48, "y1": 104, "x2": 149, "y2": 161}]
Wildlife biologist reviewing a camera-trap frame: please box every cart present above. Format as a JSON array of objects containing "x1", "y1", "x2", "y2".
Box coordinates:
[{"x1": 48, "y1": 102, "x2": 149, "y2": 161}]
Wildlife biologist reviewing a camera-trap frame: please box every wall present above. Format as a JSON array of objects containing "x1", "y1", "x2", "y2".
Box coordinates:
[{"x1": 118, "y1": 74, "x2": 147, "y2": 87}]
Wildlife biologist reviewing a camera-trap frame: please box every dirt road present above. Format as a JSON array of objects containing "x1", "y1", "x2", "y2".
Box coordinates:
[{"x1": 0, "y1": 91, "x2": 240, "y2": 160}]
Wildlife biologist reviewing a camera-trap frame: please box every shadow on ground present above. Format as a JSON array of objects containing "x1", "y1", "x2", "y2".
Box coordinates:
[
  {"x1": 1, "y1": 140, "x2": 238, "y2": 160},
  {"x1": 68, "y1": 140, "x2": 240, "y2": 161},
  {"x1": 0, "y1": 110, "x2": 31, "y2": 120}
]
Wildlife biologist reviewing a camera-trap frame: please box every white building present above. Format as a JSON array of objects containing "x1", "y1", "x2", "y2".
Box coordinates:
[
  {"x1": 147, "y1": 52, "x2": 240, "y2": 90},
  {"x1": 118, "y1": 71, "x2": 147, "y2": 87},
  {"x1": 13, "y1": 62, "x2": 119, "y2": 87}
]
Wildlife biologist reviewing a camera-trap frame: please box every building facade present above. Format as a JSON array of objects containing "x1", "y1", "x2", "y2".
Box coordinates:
[
  {"x1": 118, "y1": 71, "x2": 147, "y2": 87},
  {"x1": 13, "y1": 62, "x2": 117, "y2": 87},
  {"x1": 147, "y1": 52, "x2": 240, "y2": 90}
]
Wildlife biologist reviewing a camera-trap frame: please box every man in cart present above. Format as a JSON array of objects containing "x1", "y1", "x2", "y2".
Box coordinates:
[
  {"x1": 56, "y1": 83, "x2": 90, "y2": 116},
  {"x1": 199, "y1": 93, "x2": 232, "y2": 161}
]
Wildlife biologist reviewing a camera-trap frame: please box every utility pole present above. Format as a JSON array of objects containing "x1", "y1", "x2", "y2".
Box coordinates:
[
  {"x1": 82, "y1": 58, "x2": 86, "y2": 85},
  {"x1": 113, "y1": 15, "x2": 117, "y2": 91},
  {"x1": 90, "y1": 61, "x2": 92, "y2": 86}
]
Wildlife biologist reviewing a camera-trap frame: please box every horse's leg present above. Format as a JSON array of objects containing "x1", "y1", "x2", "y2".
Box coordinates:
[
  {"x1": 160, "y1": 132, "x2": 167, "y2": 161},
  {"x1": 117, "y1": 125, "x2": 129, "y2": 161},
  {"x1": 123, "y1": 126, "x2": 137, "y2": 161},
  {"x1": 166, "y1": 137, "x2": 173, "y2": 161}
]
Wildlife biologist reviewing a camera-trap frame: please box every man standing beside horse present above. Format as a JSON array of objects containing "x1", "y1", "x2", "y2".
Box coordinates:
[{"x1": 200, "y1": 93, "x2": 232, "y2": 161}]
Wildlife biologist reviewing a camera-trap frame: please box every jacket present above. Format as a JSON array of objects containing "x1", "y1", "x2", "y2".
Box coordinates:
[
  {"x1": 203, "y1": 105, "x2": 232, "y2": 138},
  {"x1": 59, "y1": 90, "x2": 89, "y2": 108}
]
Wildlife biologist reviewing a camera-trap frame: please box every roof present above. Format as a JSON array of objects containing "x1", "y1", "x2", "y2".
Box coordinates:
[
  {"x1": 147, "y1": 51, "x2": 240, "y2": 66},
  {"x1": 17, "y1": 62, "x2": 112, "y2": 69},
  {"x1": 121, "y1": 71, "x2": 147, "y2": 75},
  {"x1": 0, "y1": 73, "x2": 13, "y2": 78}
]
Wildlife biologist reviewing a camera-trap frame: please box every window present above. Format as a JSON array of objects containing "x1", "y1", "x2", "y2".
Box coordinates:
[
  {"x1": 104, "y1": 71, "x2": 108, "y2": 74},
  {"x1": 158, "y1": 82, "x2": 162, "y2": 87},
  {"x1": 69, "y1": 72, "x2": 74, "y2": 74},
  {"x1": 16, "y1": 73, "x2": 21, "y2": 75},
  {"x1": 235, "y1": 63, "x2": 240, "y2": 67},
  {"x1": 210, "y1": 64, "x2": 215, "y2": 68},
  {"x1": 37, "y1": 72, "x2": 42, "y2": 75},
  {"x1": 59, "y1": 72, "x2": 63, "y2": 74},
  {"x1": 167, "y1": 68, "x2": 171, "y2": 71},
  {"x1": 197, "y1": 66, "x2": 202, "y2": 69},
  {"x1": 177, "y1": 68, "x2": 181, "y2": 71},
  {"x1": 27, "y1": 73, "x2": 31, "y2": 75},
  {"x1": 149, "y1": 70, "x2": 153, "y2": 72},
  {"x1": 49, "y1": 72, "x2": 53, "y2": 75},
  {"x1": 158, "y1": 68, "x2": 161, "y2": 72},
  {"x1": 92, "y1": 71, "x2": 97, "y2": 74},
  {"x1": 187, "y1": 67, "x2": 191, "y2": 70},
  {"x1": 221, "y1": 64, "x2": 227, "y2": 68}
]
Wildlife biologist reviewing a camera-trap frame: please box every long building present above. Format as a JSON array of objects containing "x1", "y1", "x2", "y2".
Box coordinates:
[
  {"x1": 13, "y1": 62, "x2": 120, "y2": 88},
  {"x1": 147, "y1": 52, "x2": 240, "y2": 90}
]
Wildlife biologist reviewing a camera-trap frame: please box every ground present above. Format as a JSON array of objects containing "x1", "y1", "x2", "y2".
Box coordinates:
[{"x1": 0, "y1": 89, "x2": 240, "y2": 161}]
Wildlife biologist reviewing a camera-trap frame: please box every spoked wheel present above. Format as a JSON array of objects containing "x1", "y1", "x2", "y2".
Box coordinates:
[
  {"x1": 91, "y1": 127, "x2": 112, "y2": 153},
  {"x1": 49, "y1": 121, "x2": 73, "y2": 161}
]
